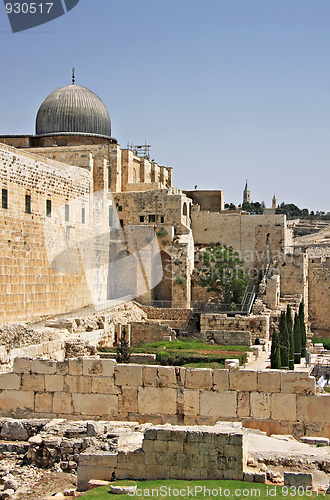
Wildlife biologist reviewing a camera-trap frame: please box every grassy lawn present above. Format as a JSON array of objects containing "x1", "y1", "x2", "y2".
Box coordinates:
[
  {"x1": 99, "y1": 338, "x2": 250, "y2": 367},
  {"x1": 81, "y1": 480, "x2": 327, "y2": 499}
]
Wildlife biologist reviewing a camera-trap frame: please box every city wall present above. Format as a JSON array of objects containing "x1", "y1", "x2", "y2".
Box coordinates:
[
  {"x1": 0, "y1": 357, "x2": 329, "y2": 439},
  {"x1": 308, "y1": 257, "x2": 330, "y2": 336},
  {"x1": 0, "y1": 144, "x2": 94, "y2": 322},
  {"x1": 191, "y1": 209, "x2": 290, "y2": 272},
  {"x1": 200, "y1": 314, "x2": 270, "y2": 341}
]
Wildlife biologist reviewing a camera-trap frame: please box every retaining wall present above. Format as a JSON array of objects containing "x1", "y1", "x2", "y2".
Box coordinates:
[{"x1": 0, "y1": 357, "x2": 328, "y2": 438}]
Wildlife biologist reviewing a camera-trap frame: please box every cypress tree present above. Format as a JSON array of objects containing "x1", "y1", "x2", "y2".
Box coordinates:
[
  {"x1": 299, "y1": 301, "x2": 307, "y2": 357},
  {"x1": 279, "y1": 311, "x2": 289, "y2": 369},
  {"x1": 271, "y1": 328, "x2": 281, "y2": 369},
  {"x1": 116, "y1": 326, "x2": 131, "y2": 363},
  {"x1": 293, "y1": 312, "x2": 302, "y2": 364},
  {"x1": 286, "y1": 305, "x2": 294, "y2": 370}
]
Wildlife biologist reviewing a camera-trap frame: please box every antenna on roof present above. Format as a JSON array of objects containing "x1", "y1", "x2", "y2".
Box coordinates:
[{"x1": 72, "y1": 67, "x2": 75, "y2": 85}]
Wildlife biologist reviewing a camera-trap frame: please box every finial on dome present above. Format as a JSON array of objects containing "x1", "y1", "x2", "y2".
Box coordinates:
[{"x1": 72, "y1": 67, "x2": 75, "y2": 85}]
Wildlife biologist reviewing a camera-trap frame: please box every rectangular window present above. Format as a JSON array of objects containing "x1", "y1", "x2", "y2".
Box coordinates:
[
  {"x1": 2, "y1": 189, "x2": 8, "y2": 209},
  {"x1": 148, "y1": 214, "x2": 156, "y2": 223},
  {"x1": 139, "y1": 215, "x2": 145, "y2": 223},
  {"x1": 160, "y1": 216, "x2": 165, "y2": 224},
  {"x1": 82, "y1": 207, "x2": 86, "y2": 224},
  {"x1": 119, "y1": 219, "x2": 124, "y2": 228},
  {"x1": 25, "y1": 194, "x2": 31, "y2": 214},
  {"x1": 46, "y1": 199, "x2": 52, "y2": 218},
  {"x1": 65, "y1": 204, "x2": 70, "y2": 222},
  {"x1": 118, "y1": 205, "x2": 122, "y2": 212}
]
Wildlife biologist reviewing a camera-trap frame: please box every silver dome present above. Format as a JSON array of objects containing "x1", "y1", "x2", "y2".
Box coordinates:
[{"x1": 35, "y1": 84, "x2": 111, "y2": 138}]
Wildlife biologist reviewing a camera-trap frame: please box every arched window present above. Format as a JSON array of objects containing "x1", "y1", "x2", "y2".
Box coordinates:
[{"x1": 183, "y1": 202, "x2": 188, "y2": 217}]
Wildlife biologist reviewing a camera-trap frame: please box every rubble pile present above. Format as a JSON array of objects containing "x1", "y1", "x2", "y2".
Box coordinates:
[{"x1": 0, "y1": 324, "x2": 60, "y2": 351}]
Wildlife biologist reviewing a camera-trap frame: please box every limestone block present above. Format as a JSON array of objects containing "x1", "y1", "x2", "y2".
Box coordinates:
[
  {"x1": 142, "y1": 439, "x2": 154, "y2": 452},
  {"x1": 45, "y1": 375, "x2": 64, "y2": 392},
  {"x1": 237, "y1": 392, "x2": 250, "y2": 417},
  {"x1": 170, "y1": 465, "x2": 184, "y2": 479},
  {"x1": 143, "y1": 366, "x2": 157, "y2": 386},
  {"x1": 91, "y1": 377, "x2": 119, "y2": 394},
  {"x1": 185, "y1": 368, "x2": 213, "y2": 389},
  {"x1": 35, "y1": 392, "x2": 53, "y2": 413},
  {"x1": 199, "y1": 390, "x2": 237, "y2": 418},
  {"x1": 0, "y1": 390, "x2": 34, "y2": 411},
  {"x1": 284, "y1": 472, "x2": 313, "y2": 488},
  {"x1": 72, "y1": 393, "x2": 118, "y2": 416},
  {"x1": 157, "y1": 366, "x2": 177, "y2": 387},
  {"x1": 1, "y1": 421, "x2": 28, "y2": 441},
  {"x1": 146, "y1": 465, "x2": 170, "y2": 480},
  {"x1": 257, "y1": 370, "x2": 281, "y2": 393},
  {"x1": 115, "y1": 364, "x2": 143, "y2": 387},
  {"x1": 116, "y1": 464, "x2": 146, "y2": 480},
  {"x1": 297, "y1": 395, "x2": 330, "y2": 423},
  {"x1": 68, "y1": 359, "x2": 83, "y2": 376},
  {"x1": 21, "y1": 374, "x2": 45, "y2": 392},
  {"x1": 56, "y1": 360, "x2": 69, "y2": 375},
  {"x1": 213, "y1": 369, "x2": 229, "y2": 391},
  {"x1": 230, "y1": 370, "x2": 257, "y2": 391},
  {"x1": 154, "y1": 440, "x2": 168, "y2": 453},
  {"x1": 281, "y1": 372, "x2": 316, "y2": 395},
  {"x1": 31, "y1": 359, "x2": 56, "y2": 375},
  {"x1": 83, "y1": 358, "x2": 115, "y2": 377},
  {"x1": 77, "y1": 465, "x2": 113, "y2": 491},
  {"x1": 271, "y1": 393, "x2": 297, "y2": 421},
  {"x1": 0, "y1": 373, "x2": 21, "y2": 390},
  {"x1": 138, "y1": 387, "x2": 176, "y2": 415},
  {"x1": 13, "y1": 358, "x2": 31, "y2": 374},
  {"x1": 64, "y1": 375, "x2": 92, "y2": 393},
  {"x1": 250, "y1": 392, "x2": 271, "y2": 419},
  {"x1": 118, "y1": 388, "x2": 138, "y2": 413},
  {"x1": 168, "y1": 441, "x2": 183, "y2": 454},
  {"x1": 183, "y1": 389, "x2": 199, "y2": 416},
  {"x1": 53, "y1": 393, "x2": 72, "y2": 414}
]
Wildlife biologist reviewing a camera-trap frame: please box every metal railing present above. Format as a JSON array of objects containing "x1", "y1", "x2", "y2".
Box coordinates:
[{"x1": 192, "y1": 286, "x2": 256, "y2": 315}]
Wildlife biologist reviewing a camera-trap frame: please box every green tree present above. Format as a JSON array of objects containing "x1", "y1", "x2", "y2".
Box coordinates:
[
  {"x1": 116, "y1": 326, "x2": 131, "y2": 363},
  {"x1": 194, "y1": 243, "x2": 248, "y2": 304},
  {"x1": 293, "y1": 312, "x2": 302, "y2": 364},
  {"x1": 299, "y1": 301, "x2": 307, "y2": 357},
  {"x1": 279, "y1": 311, "x2": 289, "y2": 369},
  {"x1": 286, "y1": 305, "x2": 294, "y2": 370},
  {"x1": 270, "y1": 328, "x2": 281, "y2": 369}
]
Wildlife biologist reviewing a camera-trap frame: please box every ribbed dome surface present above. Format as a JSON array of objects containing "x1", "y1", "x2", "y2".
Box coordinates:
[{"x1": 36, "y1": 84, "x2": 111, "y2": 138}]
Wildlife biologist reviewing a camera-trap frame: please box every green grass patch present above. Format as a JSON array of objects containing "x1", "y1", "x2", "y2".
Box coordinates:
[
  {"x1": 80, "y1": 480, "x2": 326, "y2": 499},
  {"x1": 98, "y1": 338, "x2": 248, "y2": 367}
]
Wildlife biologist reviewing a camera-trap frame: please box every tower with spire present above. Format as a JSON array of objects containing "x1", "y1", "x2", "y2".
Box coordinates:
[
  {"x1": 272, "y1": 194, "x2": 277, "y2": 209},
  {"x1": 243, "y1": 180, "x2": 250, "y2": 205}
]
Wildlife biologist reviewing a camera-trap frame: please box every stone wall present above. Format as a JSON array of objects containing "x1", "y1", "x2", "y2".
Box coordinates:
[
  {"x1": 203, "y1": 330, "x2": 252, "y2": 346},
  {"x1": 308, "y1": 257, "x2": 330, "y2": 336},
  {"x1": 0, "y1": 357, "x2": 329, "y2": 439},
  {"x1": 200, "y1": 314, "x2": 269, "y2": 341},
  {"x1": 0, "y1": 144, "x2": 94, "y2": 322},
  {"x1": 191, "y1": 209, "x2": 291, "y2": 272},
  {"x1": 183, "y1": 190, "x2": 225, "y2": 212},
  {"x1": 78, "y1": 423, "x2": 246, "y2": 490},
  {"x1": 130, "y1": 322, "x2": 175, "y2": 344}
]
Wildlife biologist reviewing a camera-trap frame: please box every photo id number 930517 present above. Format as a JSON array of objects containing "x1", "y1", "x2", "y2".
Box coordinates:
[{"x1": 5, "y1": 3, "x2": 53, "y2": 14}]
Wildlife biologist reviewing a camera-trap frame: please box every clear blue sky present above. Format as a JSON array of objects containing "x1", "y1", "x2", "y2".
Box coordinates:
[{"x1": 0, "y1": 0, "x2": 329, "y2": 212}]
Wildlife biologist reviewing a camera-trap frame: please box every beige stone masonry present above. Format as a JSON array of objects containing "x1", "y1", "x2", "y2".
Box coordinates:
[{"x1": 1, "y1": 358, "x2": 329, "y2": 439}]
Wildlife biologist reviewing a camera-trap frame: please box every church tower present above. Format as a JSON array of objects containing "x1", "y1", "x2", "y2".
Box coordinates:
[
  {"x1": 272, "y1": 194, "x2": 277, "y2": 209},
  {"x1": 243, "y1": 180, "x2": 250, "y2": 205}
]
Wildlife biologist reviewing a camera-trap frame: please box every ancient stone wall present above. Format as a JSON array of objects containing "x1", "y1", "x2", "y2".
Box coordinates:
[
  {"x1": 78, "y1": 423, "x2": 246, "y2": 490},
  {"x1": 200, "y1": 314, "x2": 269, "y2": 341},
  {"x1": 183, "y1": 190, "x2": 225, "y2": 212},
  {"x1": 308, "y1": 257, "x2": 330, "y2": 336},
  {"x1": 191, "y1": 210, "x2": 290, "y2": 272},
  {"x1": 0, "y1": 357, "x2": 328, "y2": 439},
  {"x1": 203, "y1": 330, "x2": 252, "y2": 346},
  {"x1": 0, "y1": 144, "x2": 94, "y2": 322},
  {"x1": 277, "y1": 253, "x2": 308, "y2": 307},
  {"x1": 130, "y1": 322, "x2": 175, "y2": 344}
]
